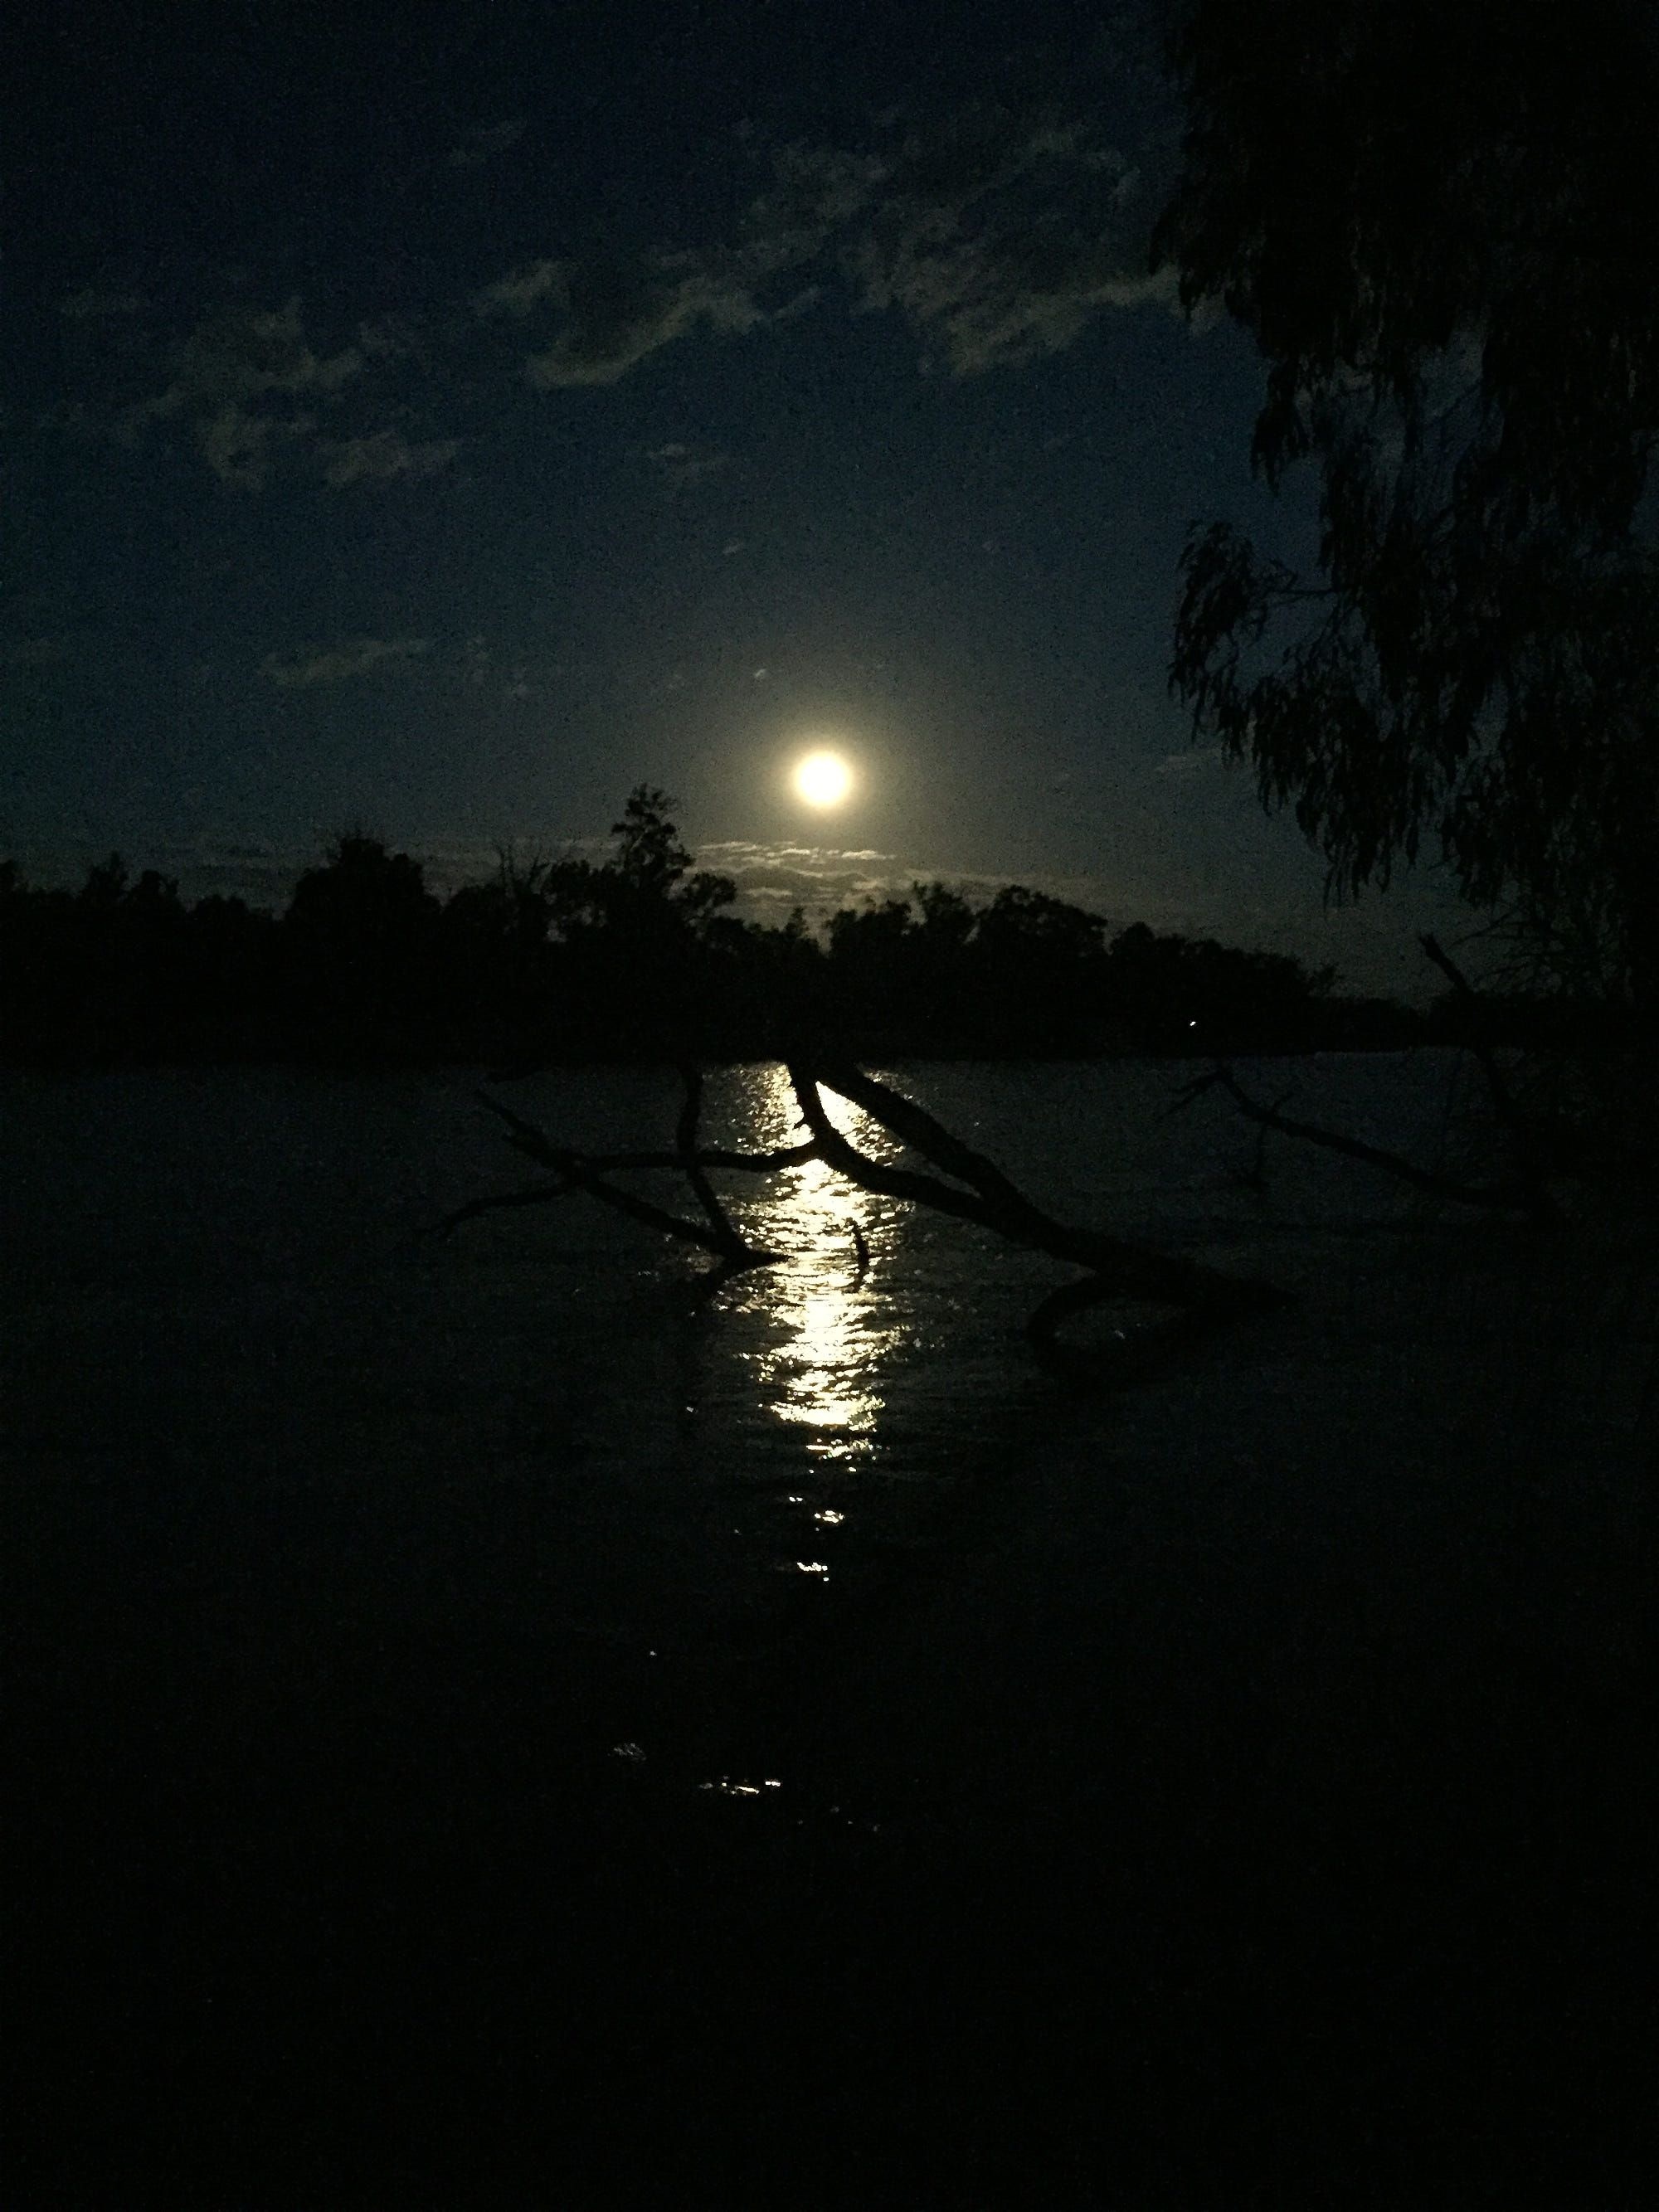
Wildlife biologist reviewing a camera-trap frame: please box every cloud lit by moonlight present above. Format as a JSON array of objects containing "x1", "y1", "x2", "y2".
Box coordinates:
[{"x1": 793, "y1": 750, "x2": 854, "y2": 808}]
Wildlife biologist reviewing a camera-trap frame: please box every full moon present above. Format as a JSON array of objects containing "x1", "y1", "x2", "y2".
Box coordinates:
[{"x1": 793, "y1": 750, "x2": 854, "y2": 808}]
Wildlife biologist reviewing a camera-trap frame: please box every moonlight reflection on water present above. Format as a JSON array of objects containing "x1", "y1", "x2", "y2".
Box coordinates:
[{"x1": 734, "y1": 1064, "x2": 907, "y2": 1470}]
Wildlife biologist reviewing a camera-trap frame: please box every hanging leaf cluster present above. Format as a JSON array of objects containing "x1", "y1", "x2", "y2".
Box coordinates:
[{"x1": 1156, "y1": 0, "x2": 1659, "y2": 1001}]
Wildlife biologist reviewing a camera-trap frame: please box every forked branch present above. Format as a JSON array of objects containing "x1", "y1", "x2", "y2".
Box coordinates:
[
  {"x1": 448, "y1": 1082, "x2": 783, "y2": 1281},
  {"x1": 788, "y1": 1060, "x2": 1294, "y2": 1318}
]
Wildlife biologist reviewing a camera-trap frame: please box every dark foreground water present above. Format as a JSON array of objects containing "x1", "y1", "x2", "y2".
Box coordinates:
[{"x1": 6, "y1": 1059, "x2": 1655, "y2": 2206}]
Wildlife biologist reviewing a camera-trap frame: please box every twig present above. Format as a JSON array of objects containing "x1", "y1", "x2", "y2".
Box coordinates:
[
  {"x1": 474, "y1": 1090, "x2": 816, "y2": 1177},
  {"x1": 849, "y1": 1219, "x2": 871, "y2": 1286},
  {"x1": 674, "y1": 1062, "x2": 750, "y2": 1257},
  {"x1": 466, "y1": 1089, "x2": 781, "y2": 1272},
  {"x1": 436, "y1": 1179, "x2": 577, "y2": 1235},
  {"x1": 1420, "y1": 932, "x2": 1545, "y2": 1145}
]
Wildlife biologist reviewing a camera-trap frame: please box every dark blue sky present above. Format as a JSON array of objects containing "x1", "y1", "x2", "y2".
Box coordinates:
[{"x1": 5, "y1": 0, "x2": 1457, "y2": 989}]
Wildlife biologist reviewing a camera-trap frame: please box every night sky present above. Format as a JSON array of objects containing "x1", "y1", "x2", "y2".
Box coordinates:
[{"x1": 7, "y1": 0, "x2": 1455, "y2": 991}]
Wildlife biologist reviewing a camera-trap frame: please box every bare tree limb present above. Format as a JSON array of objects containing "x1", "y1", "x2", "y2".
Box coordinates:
[
  {"x1": 809, "y1": 1058, "x2": 1043, "y2": 1216},
  {"x1": 791, "y1": 1062, "x2": 1294, "y2": 1316},
  {"x1": 786, "y1": 1062, "x2": 1034, "y2": 1236},
  {"x1": 437, "y1": 1179, "x2": 578, "y2": 1235},
  {"x1": 469, "y1": 1089, "x2": 770, "y2": 1263},
  {"x1": 1186, "y1": 1062, "x2": 1558, "y2": 1223},
  {"x1": 472, "y1": 1093, "x2": 817, "y2": 1177},
  {"x1": 674, "y1": 1062, "x2": 750, "y2": 1257}
]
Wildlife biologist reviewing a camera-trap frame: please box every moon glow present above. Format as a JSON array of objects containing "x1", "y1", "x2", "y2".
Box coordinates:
[{"x1": 793, "y1": 750, "x2": 854, "y2": 808}]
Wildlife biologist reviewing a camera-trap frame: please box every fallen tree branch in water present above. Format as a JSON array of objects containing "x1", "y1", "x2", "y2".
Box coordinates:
[
  {"x1": 787, "y1": 1060, "x2": 1293, "y2": 1320},
  {"x1": 1179, "y1": 1062, "x2": 1561, "y2": 1225},
  {"x1": 447, "y1": 1060, "x2": 1296, "y2": 1385},
  {"x1": 452, "y1": 1084, "x2": 783, "y2": 1278}
]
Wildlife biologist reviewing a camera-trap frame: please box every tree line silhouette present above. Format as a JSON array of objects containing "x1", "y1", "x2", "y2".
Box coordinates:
[{"x1": 2, "y1": 786, "x2": 1443, "y2": 1068}]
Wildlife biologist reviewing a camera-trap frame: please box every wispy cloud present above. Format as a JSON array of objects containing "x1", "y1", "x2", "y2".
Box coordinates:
[
  {"x1": 124, "y1": 298, "x2": 367, "y2": 487},
  {"x1": 51, "y1": 60, "x2": 1175, "y2": 503},
  {"x1": 261, "y1": 636, "x2": 431, "y2": 688},
  {"x1": 197, "y1": 400, "x2": 314, "y2": 489},
  {"x1": 844, "y1": 109, "x2": 1173, "y2": 373},
  {"x1": 91, "y1": 301, "x2": 466, "y2": 492},
  {"x1": 521, "y1": 256, "x2": 770, "y2": 388},
  {"x1": 475, "y1": 90, "x2": 1171, "y2": 395},
  {"x1": 457, "y1": 634, "x2": 540, "y2": 699},
  {"x1": 702, "y1": 841, "x2": 899, "y2": 866},
  {"x1": 478, "y1": 149, "x2": 849, "y2": 386},
  {"x1": 698, "y1": 839, "x2": 980, "y2": 923},
  {"x1": 474, "y1": 259, "x2": 566, "y2": 318},
  {"x1": 321, "y1": 430, "x2": 462, "y2": 487}
]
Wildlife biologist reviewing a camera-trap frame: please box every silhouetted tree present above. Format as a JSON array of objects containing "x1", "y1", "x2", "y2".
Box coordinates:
[
  {"x1": 533, "y1": 786, "x2": 739, "y2": 1057},
  {"x1": 282, "y1": 832, "x2": 442, "y2": 1057},
  {"x1": 976, "y1": 887, "x2": 1112, "y2": 1051},
  {"x1": 1156, "y1": 0, "x2": 1659, "y2": 1009},
  {"x1": 608, "y1": 785, "x2": 693, "y2": 895},
  {"x1": 286, "y1": 833, "x2": 438, "y2": 946},
  {"x1": 434, "y1": 852, "x2": 563, "y2": 1058},
  {"x1": 181, "y1": 895, "x2": 280, "y2": 1054},
  {"x1": 1105, "y1": 921, "x2": 1333, "y2": 1053},
  {"x1": 0, "y1": 865, "x2": 75, "y2": 1056},
  {"x1": 0, "y1": 854, "x2": 230, "y2": 1059},
  {"x1": 77, "y1": 853, "x2": 131, "y2": 915}
]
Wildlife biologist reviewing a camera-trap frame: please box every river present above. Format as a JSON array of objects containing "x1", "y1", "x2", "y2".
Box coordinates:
[{"x1": 7, "y1": 1054, "x2": 1653, "y2": 2203}]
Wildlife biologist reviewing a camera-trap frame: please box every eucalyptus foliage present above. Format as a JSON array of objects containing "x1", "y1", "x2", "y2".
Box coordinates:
[{"x1": 1156, "y1": 0, "x2": 1659, "y2": 1003}]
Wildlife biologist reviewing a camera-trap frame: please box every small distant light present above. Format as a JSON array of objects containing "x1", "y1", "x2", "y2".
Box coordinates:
[
  {"x1": 611, "y1": 1743, "x2": 646, "y2": 1762},
  {"x1": 795, "y1": 1560, "x2": 830, "y2": 1576},
  {"x1": 1188, "y1": 1018, "x2": 1198, "y2": 1028},
  {"x1": 814, "y1": 1509, "x2": 844, "y2": 1524}
]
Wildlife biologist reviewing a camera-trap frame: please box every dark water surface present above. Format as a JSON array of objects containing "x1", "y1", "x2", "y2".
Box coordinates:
[{"x1": 7, "y1": 1060, "x2": 1653, "y2": 2205}]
